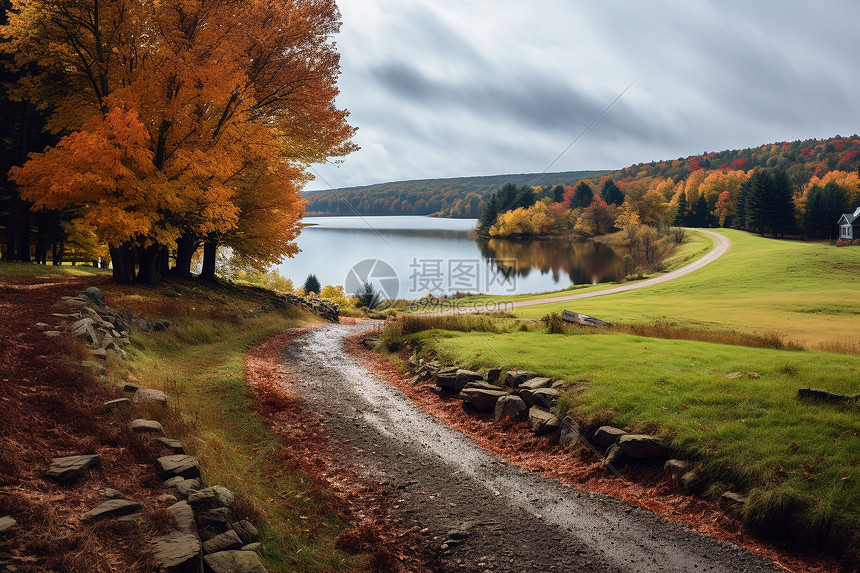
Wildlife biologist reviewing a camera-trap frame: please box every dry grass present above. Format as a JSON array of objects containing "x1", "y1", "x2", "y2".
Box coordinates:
[{"x1": 609, "y1": 321, "x2": 806, "y2": 351}]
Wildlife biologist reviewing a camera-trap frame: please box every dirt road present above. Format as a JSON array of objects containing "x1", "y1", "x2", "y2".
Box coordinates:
[{"x1": 280, "y1": 321, "x2": 780, "y2": 573}]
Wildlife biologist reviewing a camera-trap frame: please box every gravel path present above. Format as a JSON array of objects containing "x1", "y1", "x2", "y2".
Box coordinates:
[{"x1": 281, "y1": 321, "x2": 780, "y2": 573}]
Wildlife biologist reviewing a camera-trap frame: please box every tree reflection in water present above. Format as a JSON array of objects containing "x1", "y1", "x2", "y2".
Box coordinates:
[{"x1": 477, "y1": 238, "x2": 625, "y2": 286}]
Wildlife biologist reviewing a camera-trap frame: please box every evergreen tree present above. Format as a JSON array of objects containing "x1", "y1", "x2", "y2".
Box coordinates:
[
  {"x1": 600, "y1": 179, "x2": 625, "y2": 205},
  {"x1": 692, "y1": 194, "x2": 709, "y2": 227},
  {"x1": 303, "y1": 274, "x2": 321, "y2": 295},
  {"x1": 674, "y1": 191, "x2": 689, "y2": 226},
  {"x1": 804, "y1": 182, "x2": 848, "y2": 239},
  {"x1": 771, "y1": 170, "x2": 796, "y2": 237},
  {"x1": 744, "y1": 169, "x2": 774, "y2": 235},
  {"x1": 356, "y1": 280, "x2": 382, "y2": 309},
  {"x1": 570, "y1": 181, "x2": 594, "y2": 209},
  {"x1": 551, "y1": 184, "x2": 565, "y2": 203}
]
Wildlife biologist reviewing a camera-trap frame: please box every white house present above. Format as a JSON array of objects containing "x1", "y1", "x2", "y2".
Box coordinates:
[{"x1": 838, "y1": 206, "x2": 860, "y2": 239}]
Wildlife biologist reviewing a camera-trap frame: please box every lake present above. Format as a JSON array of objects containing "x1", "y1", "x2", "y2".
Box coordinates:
[{"x1": 275, "y1": 216, "x2": 625, "y2": 300}]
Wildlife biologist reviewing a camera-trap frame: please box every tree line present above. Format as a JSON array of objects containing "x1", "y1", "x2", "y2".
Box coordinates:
[{"x1": 0, "y1": 0, "x2": 356, "y2": 284}]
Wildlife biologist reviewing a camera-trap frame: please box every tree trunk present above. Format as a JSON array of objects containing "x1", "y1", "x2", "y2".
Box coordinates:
[
  {"x1": 110, "y1": 244, "x2": 136, "y2": 284},
  {"x1": 200, "y1": 240, "x2": 217, "y2": 282},
  {"x1": 173, "y1": 233, "x2": 199, "y2": 278},
  {"x1": 10, "y1": 197, "x2": 31, "y2": 261},
  {"x1": 53, "y1": 241, "x2": 64, "y2": 266},
  {"x1": 157, "y1": 245, "x2": 170, "y2": 276},
  {"x1": 136, "y1": 243, "x2": 161, "y2": 285}
]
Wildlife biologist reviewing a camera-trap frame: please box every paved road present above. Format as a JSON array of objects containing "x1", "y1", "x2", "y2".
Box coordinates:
[
  {"x1": 281, "y1": 322, "x2": 779, "y2": 573},
  {"x1": 445, "y1": 229, "x2": 730, "y2": 313}
]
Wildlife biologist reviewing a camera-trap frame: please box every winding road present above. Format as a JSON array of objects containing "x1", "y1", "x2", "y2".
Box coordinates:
[{"x1": 280, "y1": 320, "x2": 780, "y2": 573}]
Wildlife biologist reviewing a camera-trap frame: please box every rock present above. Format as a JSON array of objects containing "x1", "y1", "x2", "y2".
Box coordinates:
[
  {"x1": 680, "y1": 470, "x2": 701, "y2": 493},
  {"x1": 435, "y1": 367, "x2": 459, "y2": 391},
  {"x1": 102, "y1": 488, "x2": 125, "y2": 499},
  {"x1": 440, "y1": 369, "x2": 483, "y2": 392},
  {"x1": 34, "y1": 322, "x2": 51, "y2": 331},
  {"x1": 486, "y1": 368, "x2": 501, "y2": 383},
  {"x1": 504, "y1": 371, "x2": 535, "y2": 388},
  {"x1": 551, "y1": 379, "x2": 570, "y2": 389},
  {"x1": 71, "y1": 318, "x2": 98, "y2": 345},
  {"x1": 560, "y1": 310, "x2": 612, "y2": 326},
  {"x1": 460, "y1": 387, "x2": 507, "y2": 412},
  {"x1": 558, "y1": 416, "x2": 581, "y2": 448},
  {"x1": 80, "y1": 306, "x2": 102, "y2": 321},
  {"x1": 175, "y1": 478, "x2": 203, "y2": 498},
  {"x1": 158, "y1": 455, "x2": 202, "y2": 480},
  {"x1": 153, "y1": 532, "x2": 202, "y2": 571},
  {"x1": 130, "y1": 419, "x2": 164, "y2": 436},
  {"x1": 520, "y1": 386, "x2": 559, "y2": 407},
  {"x1": 617, "y1": 434, "x2": 670, "y2": 459},
  {"x1": 197, "y1": 507, "x2": 232, "y2": 531},
  {"x1": 203, "y1": 530, "x2": 243, "y2": 554},
  {"x1": 188, "y1": 489, "x2": 222, "y2": 510},
  {"x1": 103, "y1": 398, "x2": 131, "y2": 413},
  {"x1": 664, "y1": 459, "x2": 689, "y2": 480},
  {"x1": 167, "y1": 501, "x2": 197, "y2": 535},
  {"x1": 45, "y1": 454, "x2": 101, "y2": 482},
  {"x1": 91, "y1": 348, "x2": 108, "y2": 360},
  {"x1": 133, "y1": 388, "x2": 167, "y2": 406},
  {"x1": 591, "y1": 426, "x2": 627, "y2": 449},
  {"x1": 81, "y1": 287, "x2": 106, "y2": 305},
  {"x1": 115, "y1": 513, "x2": 146, "y2": 528},
  {"x1": 528, "y1": 407, "x2": 560, "y2": 434},
  {"x1": 494, "y1": 395, "x2": 528, "y2": 422},
  {"x1": 231, "y1": 520, "x2": 259, "y2": 545},
  {"x1": 203, "y1": 550, "x2": 268, "y2": 573},
  {"x1": 519, "y1": 377, "x2": 552, "y2": 391},
  {"x1": 81, "y1": 360, "x2": 108, "y2": 376},
  {"x1": 43, "y1": 330, "x2": 63, "y2": 338},
  {"x1": 719, "y1": 491, "x2": 748, "y2": 515},
  {"x1": 212, "y1": 486, "x2": 235, "y2": 508},
  {"x1": 85, "y1": 499, "x2": 143, "y2": 520},
  {"x1": 156, "y1": 437, "x2": 187, "y2": 454},
  {"x1": 157, "y1": 493, "x2": 178, "y2": 504},
  {"x1": 604, "y1": 444, "x2": 626, "y2": 466},
  {"x1": 0, "y1": 516, "x2": 17, "y2": 536},
  {"x1": 241, "y1": 543, "x2": 262, "y2": 553},
  {"x1": 725, "y1": 372, "x2": 743, "y2": 379}
]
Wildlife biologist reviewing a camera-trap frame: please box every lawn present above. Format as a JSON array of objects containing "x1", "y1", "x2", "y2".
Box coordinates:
[
  {"x1": 0, "y1": 261, "x2": 108, "y2": 277},
  {"x1": 405, "y1": 326, "x2": 860, "y2": 555}
]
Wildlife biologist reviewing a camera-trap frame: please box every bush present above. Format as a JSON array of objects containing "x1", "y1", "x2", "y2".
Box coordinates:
[
  {"x1": 303, "y1": 274, "x2": 321, "y2": 296},
  {"x1": 355, "y1": 281, "x2": 382, "y2": 309},
  {"x1": 541, "y1": 312, "x2": 566, "y2": 334}
]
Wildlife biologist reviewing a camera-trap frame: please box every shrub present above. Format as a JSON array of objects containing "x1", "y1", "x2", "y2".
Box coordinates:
[
  {"x1": 356, "y1": 281, "x2": 382, "y2": 309},
  {"x1": 303, "y1": 274, "x2": 321, "y2": 296}
]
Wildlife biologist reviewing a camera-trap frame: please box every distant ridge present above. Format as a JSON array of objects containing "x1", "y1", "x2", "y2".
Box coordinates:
[{"x1": 302, "y1": 170, "x2": 609, "y2": 217}]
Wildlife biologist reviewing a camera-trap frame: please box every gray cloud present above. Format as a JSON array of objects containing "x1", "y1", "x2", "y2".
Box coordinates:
[{"x1": 309, "y1": 0, "x2": 860, "y2": 189}]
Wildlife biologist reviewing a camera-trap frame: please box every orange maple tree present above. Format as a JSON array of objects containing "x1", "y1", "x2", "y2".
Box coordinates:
[{"x1": 2, "y1": 0, "x2": 356, "y2": 283}]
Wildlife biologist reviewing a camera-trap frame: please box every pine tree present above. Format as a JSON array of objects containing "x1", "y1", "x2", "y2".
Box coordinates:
[
  {"x1": 570, "y1": 181, "x2": 594, "y2": 209},
  {"x1": 303, "y1": 274, "x2": 321, "y2": 296},
  {"x1": 600, "y1": 179, "x2": 625, "y2": 205},
  {"x1": 674, "y1": 191, "x2": 688, "y2": 226}
]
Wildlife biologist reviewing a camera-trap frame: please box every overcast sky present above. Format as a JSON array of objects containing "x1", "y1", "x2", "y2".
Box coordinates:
[{"x1": 307, "y1": 0, "x2": 860, "y2": 190}]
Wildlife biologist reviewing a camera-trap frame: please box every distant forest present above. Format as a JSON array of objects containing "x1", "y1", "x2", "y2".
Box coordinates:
[{"x1": 302, "y1": 171, "x2": 608, "y2": 217}]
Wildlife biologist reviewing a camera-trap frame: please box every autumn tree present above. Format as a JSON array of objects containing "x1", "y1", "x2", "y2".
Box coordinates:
[{"x1": 2, "y1": 0, "x2": 356, "y2": 283}]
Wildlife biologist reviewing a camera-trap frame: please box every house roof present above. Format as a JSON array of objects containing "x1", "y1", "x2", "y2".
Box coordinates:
[{"x1": 839, "y1": 207, "x2": 860, "y2": 225}]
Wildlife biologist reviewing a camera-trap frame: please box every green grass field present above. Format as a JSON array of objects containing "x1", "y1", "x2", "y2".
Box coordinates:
[
  {"x1": 0, "y1": 261, "x2": 108, "y2": 277},
  {"x1": 386, "y1": 231, "x2": 860, "y2": 557}
]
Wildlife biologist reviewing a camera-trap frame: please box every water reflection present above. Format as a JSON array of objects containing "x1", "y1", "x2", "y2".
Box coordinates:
[{"x1": 477, "y1": 238, "x2": 625, "y2": 285}]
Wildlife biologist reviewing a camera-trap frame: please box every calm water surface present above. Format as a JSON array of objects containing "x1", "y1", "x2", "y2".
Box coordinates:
[{"x1": 276, "y1": 216, "x2": 624, "y2": 299}]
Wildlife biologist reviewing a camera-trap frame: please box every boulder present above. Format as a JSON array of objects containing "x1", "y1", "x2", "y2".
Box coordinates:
[
  {"x1": 518, "y1": 377, "x2": 552, "y2": 391},
  {"x1": 103, "y1": 398, "x2": 131, "y2": 413},
  {"x1": 460, "y1": 387, "x2": 507, "y2": 412},
  {"x1": 664, "y1": 459, "x2": 689, "y2": 481},
  {"x1": 528, "y1": 407, "x2": 560, "y2": 434},
  {"x1": 617, "y1": 434, "x2": 670, "y2": 459},
  {"x1": 156, "y1": 437, "x2": 186, "y2": 455},
  {"x1": 133, "y1": 388, "x2": 167, "y2": 406},
  {"x1": 167, "y1": 501, "x2": 197, "y2": 535},
  {"x1": 231, "y1": 520, "x2": 259, "y2": 545},
  {"x1": 504, "y1": 371, "x2": 535, "y2": 388},
  {"x1": 188, "y1": 488, "x2": 226, "y2": 510},
  {"x1": 153, "y1": 532, "x2": 202, "y2": 571},
  {"x1": 203, "y1": 550, "x2": 268, "y2": 573},
  {"x1": 719, "y1": 491, "x2": 748, "y2": 515},
  {"x1": 91, "y1": 348, "x2": 108, "y2": 360},
  {"x1": 434, "y1": 367, "x2": 460, "y2": 391},
  {"x1": 158, "y1": 455, "x2": 201, "y2": 480},
  {"x1": 551, "y1": 379, "x2": 570, "y2": 389},
  {"x1": 560, "y1": 310, "x2": 612, "y2": 327},
  {"x1": 203, "y1": 530, "x2": 243, "y2": 554},
  {"x1": 85, "y1": 499, "x2": 143, "y2": 520},
  {"x1": 604, "y1": 444, "x2": 625, "y2": 467},
  {"x1": 211, "y1": 486, "x2": 235, "y2": 508},
  {"x1": 241, "y1": 543, "x2": 262, "y2": 553},
  {"x1": 451, "y1": 370, "x2": 483, "y2": 392},
  {"x1": 520, "y1": 387, "x2": 559, "y2": 407},
  {"x1": 197, "y1": 507, "x2": 232, "y2": 532},
  {"x1": 81, "y1": 287, "x2": 106, "y2": 305},
  {"x1": 591, "y1": 426, "x2": 627, "y2": 449},
  {"x1": 494, "y1": 395, "x2": 528, "y2": 422},
  {"x1": 101, "y1": 488, "x2": 125, "y2": 499},
  {"x1": 486, "y1": 368, "x2": 501, "y2": 383},
  {"x1": 558, "y1": 416, "x2": 581, "y2": 449},
  {"x1": 679, "y1": 470, "x2": 702, "y2": 493},
  {"x1": 46, "y1": 454, "x2": 101, "y2": 482},
  {"x1": 174, "y1": 478, "x2": 203, "y2": 498},
  {"x1": 71, "y1": 318, "x2": 98, "y2": 345},
  {"x1": 130, "y1": 419, "x2": 164, "y2": 436},
  {"x1": 0, "y1": 516, "x2": 17, "y2": 536}
]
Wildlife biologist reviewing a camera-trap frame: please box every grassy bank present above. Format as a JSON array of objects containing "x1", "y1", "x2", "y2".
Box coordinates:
[
  {"x1": 384, "y1": 316, "x2": 859, "y2": 559},
  {"x1": 100, "y1": 280, "x2": 367, "y2": 572}
]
